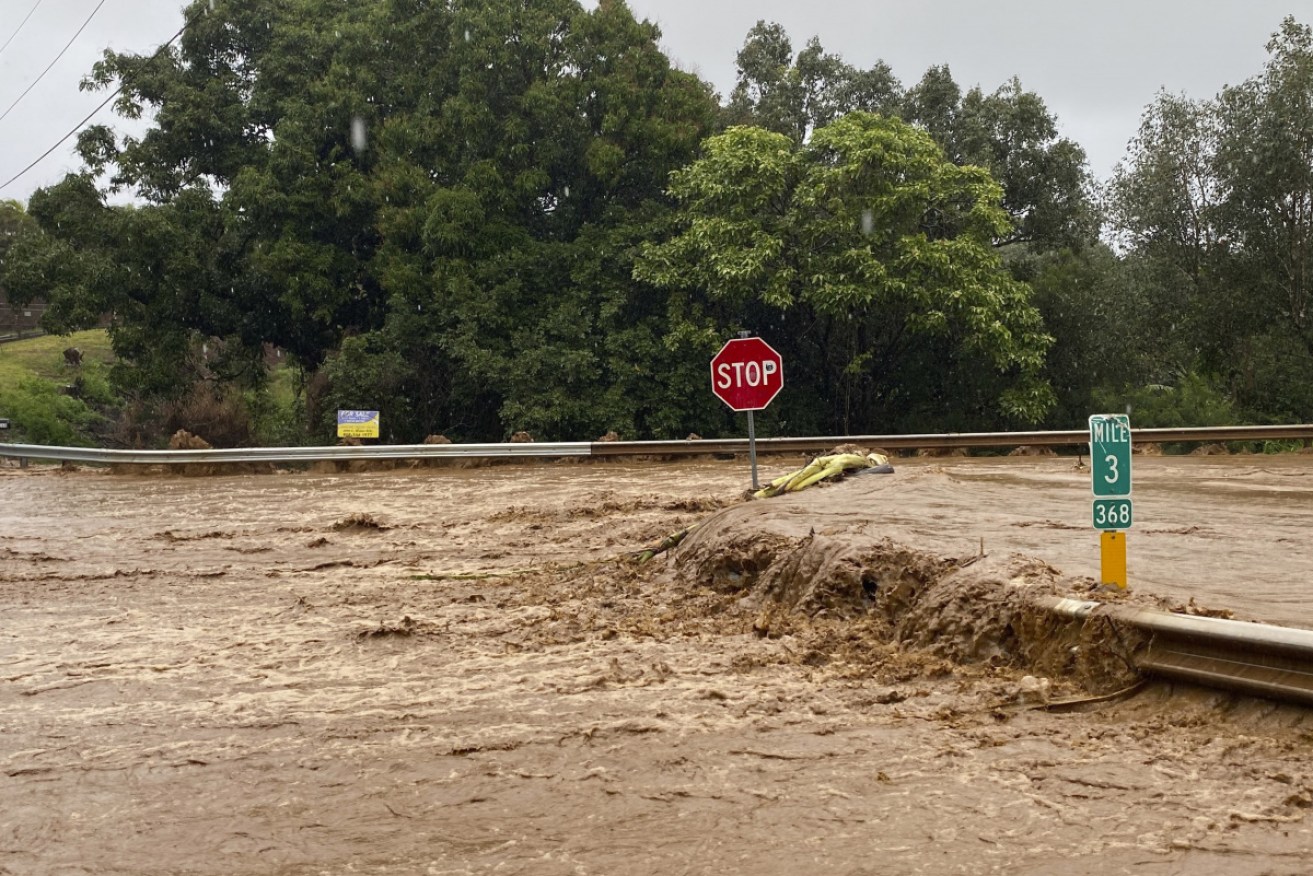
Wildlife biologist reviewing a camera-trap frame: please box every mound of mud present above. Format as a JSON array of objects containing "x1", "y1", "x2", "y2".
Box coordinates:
[
  {"x1": 331, "y1": 512, "x2": 390, "y2": 532},
  {"x1": 670, "y1": 479, "x2": 1143, "y2": 692},
  {"x1": 111, "y1": 461, "x2": 280, "y2": 477}
]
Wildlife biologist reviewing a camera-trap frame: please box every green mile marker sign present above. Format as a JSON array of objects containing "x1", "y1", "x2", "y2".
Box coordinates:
[
  {"x1": 1089, "y1": 414, "x2": 1131, "y2": 498},
  {"x1": 1089, "y1": 413, "x2": 1133, "y2": 532}
]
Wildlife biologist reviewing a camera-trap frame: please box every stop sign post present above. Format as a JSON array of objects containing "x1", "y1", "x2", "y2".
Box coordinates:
[{"x1": 711, "y1": 335, "x2": 784, "y2": 489}]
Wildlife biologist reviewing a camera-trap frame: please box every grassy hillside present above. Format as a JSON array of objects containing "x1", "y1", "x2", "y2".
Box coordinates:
[
  {"x1": 0, "y1": 330, "x2": 118, "y2": 446},
  {"x1": 0, "y1": 330, "x2": 114, "y2": 383},
  {"x1": 0, "y1": 330, "x2": 313, "y2": 448}
]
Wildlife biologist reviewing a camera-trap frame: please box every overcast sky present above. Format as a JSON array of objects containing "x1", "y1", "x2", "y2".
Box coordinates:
[{"x1": 2, "y1": 0, "x2": 1311, "y2": 204}]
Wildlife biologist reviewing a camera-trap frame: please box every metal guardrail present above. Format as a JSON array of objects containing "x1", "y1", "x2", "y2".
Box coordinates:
[
  {"x1": 594, "y1": 424, "x2": 1313, "y2": 456},
  {"x1": 1041, "y1": 596, "x2": 1313, "y2": 708},
  {"x1": 0, "y1": 441, "x2": 594, "y2": 465},
  {"x1": 1, "y1": 424, "x2": 1311, "y2": 465}
]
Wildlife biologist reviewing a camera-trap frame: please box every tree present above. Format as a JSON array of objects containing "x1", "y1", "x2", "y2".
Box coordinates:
[
  {"x1": 0, "y1": 199, "x2": 38, "y2": 314},
  {"x1": 1107, "y1": 17, "x2": 1313, "y2": 422},
  {"x1": 1106, "y1": 90, "x2": 1226, "y2": 377},
  {"x1": 723, "y1": 23, "x2": 1095, "y2": 254},
  {"x1": 636, "y1": 114, "x2": 1054, "y2": 434},
  {"x1": 0, "y1": 200, "x2": 34, "y2": 264},
  {"x1": 906, "y1": 67, "x2": 1096, "y2": 251},
  {"x1": 6, "y1": 175, "x2": 252, "y2": 396},
  {"x1": 1026, "y1": 246, "x2": 1149, "y2": 427},
  {"x1": 1214, "y1": 18, "x2": 1313, "y2": 358},
  {"x1": 902, "y1": 65, "x2": 960, "y2": 152},
  {"x1": 722, "y1": 21, "x2": 901, "y2": 143},
  {"x1": 17, "y1": 0, "x2": 719, "y2": 442}
]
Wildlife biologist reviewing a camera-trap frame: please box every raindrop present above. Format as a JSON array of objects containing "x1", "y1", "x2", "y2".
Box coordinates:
[
  {"x1": 350, "y1": 116, "x2": 367, "y2": 153},
  {"x1": 861, "y1": 209, "x2": 874, "y2": 236},
  {"x1": 464, "y1": 28, "x2": 471, "y2": 42},
  {"x1": 563, "y1": 186, "x2": 570, "y2": 198},
  {"x1": 208, "y1": 0, "x2": 215, "y2": 9}
]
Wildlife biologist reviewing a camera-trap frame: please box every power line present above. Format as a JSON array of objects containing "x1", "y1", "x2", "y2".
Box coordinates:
[
  {"x1": 0, "y1": 0, "x2": 44, "y2": 58},
  {"x1": 0, "y1": 85, "x2": 118, "y2": 192},
  {"x1": 0, "y1": 21, "x2": 187, "y2": 194},
  {"x1": 0, "y1": 0, "x2": 109, "y2": 125}
]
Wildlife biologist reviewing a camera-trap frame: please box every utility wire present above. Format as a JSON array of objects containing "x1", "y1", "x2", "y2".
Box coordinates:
[
  {"x1": 0, "y1": 21, "x2": 187, "y2": 194},
  {"x1": 0, "y1": 84, "x2": 118, "y2": 192},
  {"x1": 0, "y1": 0, "x2": 109, "y2": 124},
  {"x1": 0, "y1": 0, "x2": 44, "y2": 58}
]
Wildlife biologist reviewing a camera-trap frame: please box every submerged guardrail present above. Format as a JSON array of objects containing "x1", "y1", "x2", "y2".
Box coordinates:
[
  {"x1": 1039, "y1": 596, "x2": 1313, "y2": 708},
  {"x1": 2, "y1": 424, "x2": 1311, "y2": 466}
]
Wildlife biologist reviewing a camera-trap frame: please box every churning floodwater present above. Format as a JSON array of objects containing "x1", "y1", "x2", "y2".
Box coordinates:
[{"x1": 5, "y1": 454, "x2": 1313, "y2": 875}]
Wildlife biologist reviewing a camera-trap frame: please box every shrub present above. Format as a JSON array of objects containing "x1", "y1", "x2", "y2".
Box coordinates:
[
  {"x1": 156, "y1": 383, "x2": 254, "y2": 448},
  {"x1": 1094, "y1": 373, "x2": 1238, "y2": 454},
  {"x1": 1094, "y1": 373, "x2": 1237, "y2": 429},
  {"x1": 0, "y1": 378, "x2": 102, "y2": 446}
]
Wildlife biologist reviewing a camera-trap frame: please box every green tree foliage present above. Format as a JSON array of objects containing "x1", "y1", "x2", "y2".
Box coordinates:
[
  {"x1": 0, "y1": 199, "x2": 38, "y2": 309},
  {"x1": 636, "y1": 114, "x2": 1054, "y2": 433},
  {"x1": 32, "y1": 3, "x2": 1288, "y2": 443},
  {"x1": 902, "y1": 67, "x2": 1097, "y2": 252},
  {"x1": 722, "y1": 21, "x2": 901, "y2": 143},
  {"x1": 1108, "y1": 17, "x2": 1313, "y2": 422},
  {"x1": 1213, "y1": 19, "x2": 1313, "y2": 361},
  {"x1": 1094, "y1": 374, "x2": 1237, "y2": 430},
  {"x1": 723, "y1": 24, "x2": 1095, "y2": 254},
  {"x1": 1025, "y1": 246, "x2": 1148, "y2": 427},
  {"x1": 13, "y1": 0, "x2": 718, "y2": 442},
  {"x1": 0, "y1": 200, "x2": 35, "y2": 263},
  {"x1": 1107, "y1": 91, "x2": 1225, "y2": 374}
]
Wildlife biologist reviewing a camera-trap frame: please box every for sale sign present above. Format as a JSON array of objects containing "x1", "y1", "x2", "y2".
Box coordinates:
[{"x1": 337, "y1": 410, "x2": 380, "y2": 439}]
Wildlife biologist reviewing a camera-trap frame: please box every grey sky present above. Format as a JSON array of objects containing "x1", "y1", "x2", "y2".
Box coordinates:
[{"x1": 2, "y1": 0, "x2": 1310, "y2": 204}]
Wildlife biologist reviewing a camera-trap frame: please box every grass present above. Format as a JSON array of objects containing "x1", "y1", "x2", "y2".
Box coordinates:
[
  {"x1": 0, "y1": 330, "x2": 118, "y2": 445},
  {"x1": 0, "y1": 331, "x2": 315, "y2": 447},
  {"x1": 0, "y1": 329, "x2": 115, "y2": 387}
]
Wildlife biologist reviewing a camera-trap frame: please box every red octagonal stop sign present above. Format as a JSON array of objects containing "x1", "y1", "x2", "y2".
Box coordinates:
[{"x1": 710, "y1": 337, "x2": 784, "y2": 411}]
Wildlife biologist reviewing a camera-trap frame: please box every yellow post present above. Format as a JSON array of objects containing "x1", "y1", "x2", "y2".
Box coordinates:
[{"x1": 1100, "y1": 531, "x2": 1127, "y2": 590}]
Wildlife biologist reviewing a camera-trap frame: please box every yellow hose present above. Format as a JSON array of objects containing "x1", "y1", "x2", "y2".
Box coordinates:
[{"x1": 754, "y1": 452, "x2": 889, "y2": 499}]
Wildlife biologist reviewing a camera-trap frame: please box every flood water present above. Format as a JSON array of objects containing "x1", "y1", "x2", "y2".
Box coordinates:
[
  {"x1": 6, "y1": 454, "x2": 1311, "y2": 622},
  {"x1": 4, "y1": 454, "x2": 1313, "y2": 874}
]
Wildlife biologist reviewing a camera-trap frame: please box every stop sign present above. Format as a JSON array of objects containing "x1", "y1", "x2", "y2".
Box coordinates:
[{"x1": 710, "y1": 337, "x2": 784, "y2": 411}]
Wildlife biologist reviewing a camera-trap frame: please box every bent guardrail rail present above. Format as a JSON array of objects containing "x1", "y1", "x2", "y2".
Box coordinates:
[{"x1": 1039, "y1": 596, "x2": 1313, "y2": 708}]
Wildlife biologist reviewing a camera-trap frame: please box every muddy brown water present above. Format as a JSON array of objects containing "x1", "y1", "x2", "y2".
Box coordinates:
[{"x1": 4, "y1": 454, "x2": 1313, "y2": 874}]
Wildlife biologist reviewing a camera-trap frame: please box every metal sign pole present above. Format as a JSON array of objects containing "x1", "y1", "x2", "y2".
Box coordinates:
[
  {"x1": 738, "y1": 331, "x2": 759, "y2": 491},
  {"x1": 747, "y1": 410, "x2": 759, "y2": 490}
]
